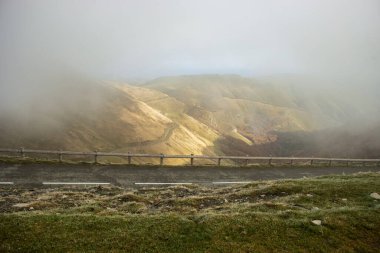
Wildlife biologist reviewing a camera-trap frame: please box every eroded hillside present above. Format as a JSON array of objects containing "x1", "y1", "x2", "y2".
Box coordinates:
[
  {"x1": 0, "y1": 74, "x2": 378, "y2": 160},
  {"x1": 0, "y1": 81, "x2": 221, "y2": 164},
  {"x1": 145, "y1": 75, "x2": 347, "y2": 144}
]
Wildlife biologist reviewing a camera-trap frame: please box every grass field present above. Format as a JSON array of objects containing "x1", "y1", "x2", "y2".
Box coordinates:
[{"x1": 0, "y1": 173, "x2": 379, "y2": 252}]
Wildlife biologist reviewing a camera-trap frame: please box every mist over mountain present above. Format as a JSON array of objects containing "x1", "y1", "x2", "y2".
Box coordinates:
[
  {"x1": 0, "y1": 1, "x2": 379, "y2": 161},
  {"x1": 0, "y1": 74, "x2": 379, "y2": 162},
  {"x1": 1, "y1": 2, "x2": 380, "y2": 251}
]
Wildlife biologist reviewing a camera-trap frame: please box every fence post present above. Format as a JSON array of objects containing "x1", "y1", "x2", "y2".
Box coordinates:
[
  {"x1": 160, "y1": 153, "x2": 164, "y2": 166},
  {"x1": 20, "y1": 147, "x2": 24, "y2": 158},
  {"x1": 310, "y1": 159, "x2": 314, "y2": 166},
  {"x1": 127, "y1": 152, "x2": 132, "y2": 165},
  {"x1": 94, "y1": 151, "x2": 98, "y2": 164},
  {"x1": 290, "y1": 158, "x2": 293, "y2": 166},
  {"x1": 268, "y1": 157, "x2": 272, "y2": 166},
  {"x1": 58, "y1": 150, "x2": 63, "y2": 163},
  {"x1": 190, "y1": 154, "x2": 194, "y2": 166},
  {"x1": 217, "y1": 158, "x2": 222, "y2": 166}
]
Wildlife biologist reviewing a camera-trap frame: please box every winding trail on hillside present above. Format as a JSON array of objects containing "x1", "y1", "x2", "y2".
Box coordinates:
[{"x1": 124, "y1": 123, "x2": 178, "y2": 148}]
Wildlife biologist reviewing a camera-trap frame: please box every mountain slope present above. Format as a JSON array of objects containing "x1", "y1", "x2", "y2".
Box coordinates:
[
  {"x1": 144, "y1": 75, "x2": 349, "y2": 144},
  {"x1": 0, "y1": 82, "x2": 221, "y2": 164},
  {"x1": 0, "y1": 74, "x2": 378, "y2": 160}
]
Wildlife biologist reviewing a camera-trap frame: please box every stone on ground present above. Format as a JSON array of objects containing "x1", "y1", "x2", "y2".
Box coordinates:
[{"x1": 13, "y1": 203, "x2": 30, "y2": 208}]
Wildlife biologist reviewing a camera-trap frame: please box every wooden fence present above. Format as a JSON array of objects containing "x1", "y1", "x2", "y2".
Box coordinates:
[{"x1": 0, "y1": 148, "x2": 379, "y2": 167}]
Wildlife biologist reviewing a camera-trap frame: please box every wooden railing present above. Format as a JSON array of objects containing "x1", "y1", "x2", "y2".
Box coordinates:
[{"x1": 0, "y1": 148, "x2": 379, "y2": 166}]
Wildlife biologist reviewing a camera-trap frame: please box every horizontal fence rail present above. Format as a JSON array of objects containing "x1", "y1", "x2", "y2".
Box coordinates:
[{"x1": 0, "y1": 148, "x2": 379, "y2": 167}]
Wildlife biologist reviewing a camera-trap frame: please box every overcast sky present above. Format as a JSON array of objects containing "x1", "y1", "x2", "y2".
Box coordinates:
[{"x1": 1, "y1": 0, "x2": 379, "y2": 89}]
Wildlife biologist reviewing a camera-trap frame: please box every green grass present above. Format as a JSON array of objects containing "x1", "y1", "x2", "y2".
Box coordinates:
[
  {"x1": 0, "y1": 210, "x2": 379, "y2": 252},
  {"x1": 0, "y1": 173, "x2": 379, "y2": 252}
]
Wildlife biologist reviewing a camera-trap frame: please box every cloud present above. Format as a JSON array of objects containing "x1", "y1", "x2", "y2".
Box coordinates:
[{"x1": 0, "y1": 0, "x2": 379, "y2": 106}]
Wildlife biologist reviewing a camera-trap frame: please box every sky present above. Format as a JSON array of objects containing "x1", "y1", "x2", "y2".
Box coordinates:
[{"x1": 0, "y1": 0, "x2": 379, "y2": 90}]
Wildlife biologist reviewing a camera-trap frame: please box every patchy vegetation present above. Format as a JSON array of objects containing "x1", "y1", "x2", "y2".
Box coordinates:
[{"x1": 1, "y1": 173, "x2": 379, "y2": 252}]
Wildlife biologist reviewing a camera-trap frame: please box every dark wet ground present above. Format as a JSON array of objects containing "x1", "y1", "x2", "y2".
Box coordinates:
[{"x1": 0, "y1": 162, "x2": 379, "y2": 187}]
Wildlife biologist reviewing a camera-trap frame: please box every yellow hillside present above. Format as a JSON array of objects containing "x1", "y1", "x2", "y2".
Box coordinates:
[{"x1": 0, "y1": 74, "x2": 359, "y2": 162}]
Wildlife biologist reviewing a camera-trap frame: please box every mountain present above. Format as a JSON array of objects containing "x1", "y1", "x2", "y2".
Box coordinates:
[
  {"x1": 0, "y1": 81, "x2": 220, "y2": 164},
  {"x1": 145, "y1": 75, "x2": 352, "y2": 142},
  {"x1": 0, "y1": 74, "x2": 378, "y2": 162}
]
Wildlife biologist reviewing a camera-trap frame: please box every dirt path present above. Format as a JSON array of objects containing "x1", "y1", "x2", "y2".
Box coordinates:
[{"x1": 124, "y1": 123, "x2": 177, "y2": 148}]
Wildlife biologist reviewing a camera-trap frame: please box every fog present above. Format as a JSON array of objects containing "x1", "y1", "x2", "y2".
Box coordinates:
[
  {"x1": 0, "y1": 0, "x2": 379, "y2": 153},
  {"x1": 1, "y1": 1, "x2": 380, "y2": 80}
]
